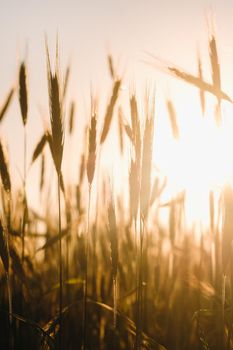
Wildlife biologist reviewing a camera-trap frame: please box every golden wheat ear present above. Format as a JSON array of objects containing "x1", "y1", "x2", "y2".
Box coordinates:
[
  {"x1": 0, "y1": 140, "x2": 11, "y2": 193},
  {"x1": 19, "y1": 62, "x2": 28, "y2": 126},
  {"x1": 100, "y1": 79, "x2": 121, "y2": 144},
  {"x1": 45, "y1": 38, "x2": 64, "y2": 174},
  {"x1": 87, "y1": 111, "x2": 97, "y2": 186}
]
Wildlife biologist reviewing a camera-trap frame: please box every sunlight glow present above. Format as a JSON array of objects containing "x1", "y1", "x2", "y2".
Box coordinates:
[{"x1": 155, "y1": 91, "x2": 233, "y2": 225}]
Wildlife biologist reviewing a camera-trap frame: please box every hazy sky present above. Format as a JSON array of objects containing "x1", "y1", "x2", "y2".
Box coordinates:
[{"x1": 1, "y1": 0, "x2": 233, "y2": 210}]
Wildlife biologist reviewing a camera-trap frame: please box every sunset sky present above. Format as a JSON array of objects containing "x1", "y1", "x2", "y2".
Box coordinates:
[{"x1": 1, "y1": 0, "x2": 233, "y2": 212}]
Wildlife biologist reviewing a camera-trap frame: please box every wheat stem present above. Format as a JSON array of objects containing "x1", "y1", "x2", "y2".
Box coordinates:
[{"x1": 58, "y1": 172, "x2": 63, "y2": 350}]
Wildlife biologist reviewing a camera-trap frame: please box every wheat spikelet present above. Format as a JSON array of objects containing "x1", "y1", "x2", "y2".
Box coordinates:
[
  {"x1": 19, "y1": 62, "x2": 28, "y2": 126},
  {"x1": 87, "y1": 112, "x2": 97, "y2": 186},
  {"x1": 100, "y1": 79, "x2": 121, "y2": 144},
  {"x1": 0, "y1": 88, "x2": 14, "y2": 123},
  {"x1": 0, "y1": 140, "x2": 11, "y2": 193}
]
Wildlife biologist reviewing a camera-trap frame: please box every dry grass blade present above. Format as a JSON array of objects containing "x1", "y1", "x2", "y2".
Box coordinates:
[
  {"x1": 87, "y1": 112, "x2": 97, "y2": 186},
  {"x1": 46, "y1": 40, "x2": 64, "y2": 173},
  {"x1": 0, "y1": 140, "x2": 11, "y2": 193},
  {"x1": 37, "y1": 230, "x2": 68, "y2": 252},
  {"x1": 68, "y1": 101, "x2": 75, "y2": 134},
  {"x1": 100, "y1": 79, "x2": 121, "y2": 144},
  {"x1": 10, "y1": 312, "x2": 55, "y2": 349},
  {"x1": 0, "y1": 88, "x2": 14, "y2": 123},
  {"x1": 19, "y1": 62, "x2": 28, "y2": 125},
  {"x1": 31, "y1": 133, "x2": 47, "y2": 164},
  {"x1": 87, "y1": 300, "x2": 166, "y2": 350},
  {"x1": 0, "y1": 220, "x2": 9, "y2": 272},
  {"x1": 166, "y1": 99, "x2": 179, "y2": 139}
]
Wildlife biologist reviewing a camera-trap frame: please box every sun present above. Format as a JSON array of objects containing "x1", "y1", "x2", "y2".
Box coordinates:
[{"x1": 154, "y1": 91, "x2": 233, "y2": 225}]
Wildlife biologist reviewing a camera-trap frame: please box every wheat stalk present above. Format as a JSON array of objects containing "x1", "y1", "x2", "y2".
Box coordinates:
[{"x1": 46, "y1": 37, "x2": 64, "y2": 350}]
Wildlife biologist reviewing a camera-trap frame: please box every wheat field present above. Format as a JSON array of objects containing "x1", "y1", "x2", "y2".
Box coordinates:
[{"x1": 0, "y1": 27, "x2": 233, "y2": 350}]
